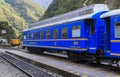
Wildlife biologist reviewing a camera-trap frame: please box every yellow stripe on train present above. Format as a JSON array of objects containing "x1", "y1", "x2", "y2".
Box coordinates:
[{"x1": 111, "y1": 40, "x2": 120, "y2": 42}]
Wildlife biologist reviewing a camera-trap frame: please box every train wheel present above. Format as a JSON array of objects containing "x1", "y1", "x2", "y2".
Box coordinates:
[
  {"x1": 67, "y1": 52, "x2": 76, "y2": 61},
  {"x1": 67, "y1": 52, "x2": 71, "y2": 59},
  {"x1": 37, "y1": 48, "x2": 44, "y2": 54},
  {"x1": 95, "y1": 50, "x2": 103, "y2": 64},
  {"x1": 27, "y1": 47, "x2": 34, "y2": 53},
  {"x1": 67, "y1": 52, "x2": 83, "y2": 63},
  {"x1": 96, "y1": 57, "x2": 102, "y2": 64},
  {"x1": 38, "y1": 49, "x2": 44, "y2": 54}
]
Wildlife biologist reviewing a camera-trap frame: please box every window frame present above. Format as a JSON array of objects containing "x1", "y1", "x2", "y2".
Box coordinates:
[
  {"x1": 35, "y1": 32, "x2": 39, "y2": 39},
  {"x1": 61, "y1": 28, "x2": 68, "y2": 38},
  {"x1": 30, "y1": 33, "x2": 34, "y2": 39},
  {"x1": 26, "y1": 34, "x2": 29, "y2": 40},
  {"x1": 90, "y1": 22, "x2": 95, "y2": 34},
  {"x1": 72, "y1": 26, "x2": 81, "y2": 38},
  {"x1": 53, "y1": 29, "x2": 58, "y2": 39},
  {"x1": 24, "y1": 34, "x2": 27, "y2": 40},
  {"x1": 28, "y1": 33, "x2": 31, "y2": 39},
  {"x1": 114, "y1": 22, "x2": 120, "y2": 38},
  {"x1": 46, "y1": 30, "x2": 50, "y2": 39},
  {"x1": 40, "y1": 32, "x2": 44, "y2": 39}
]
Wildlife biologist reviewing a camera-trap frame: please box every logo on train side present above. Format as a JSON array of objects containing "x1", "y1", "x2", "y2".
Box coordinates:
[{"x1": 73, "y1": 41, "x2": 79, "y2": 45}]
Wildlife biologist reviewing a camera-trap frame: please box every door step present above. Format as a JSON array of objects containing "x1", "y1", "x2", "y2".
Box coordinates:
[{"x1": 84, "y1": 54, "x2": 95, "y2": 61}]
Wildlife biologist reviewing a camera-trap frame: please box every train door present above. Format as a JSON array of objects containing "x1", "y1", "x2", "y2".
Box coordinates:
[
  {"x1": 88, "y1": 20, "x2": 96, "y2": 53},
  {"x1": 104, "y1": 18, "x2": 110, "y2": 52},
  {"x1": 96, "y1": 19, "x2": 106, "y2": 51}
]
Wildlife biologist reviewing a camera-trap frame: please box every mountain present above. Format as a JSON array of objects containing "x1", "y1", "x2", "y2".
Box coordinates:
[
  {"x1": 5, "y1": 0, "x2": 45, "y2": 23},
  {"x1": 42, "y1": 0, "x2": 120, "y2": 19},
  {"x1": 31, "y1": 0, "x2": 53, "y2": 10},
  {"x1": 0, "y1": 0, "x2": 45, "y2": 40}
]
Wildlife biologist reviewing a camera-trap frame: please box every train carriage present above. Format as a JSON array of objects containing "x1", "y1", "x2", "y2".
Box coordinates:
[
  {"x1": 100, "y1": 9, "x2": 120, "y2": 60},
  {"x1": 23, "y1": 4, "x2": 112, "y2": 63}
]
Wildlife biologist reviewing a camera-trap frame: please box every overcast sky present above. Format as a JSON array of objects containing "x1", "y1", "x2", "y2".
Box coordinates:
[{"x1": 32, "y1": 0, "x2": 53, "y2": 10}]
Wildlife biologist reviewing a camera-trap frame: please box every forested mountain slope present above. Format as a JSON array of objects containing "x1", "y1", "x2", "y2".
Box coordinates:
[
  {"x1": 0, "y1": 0, "x2": 45, "y2": 39},
  {"x1": 43, "y1": 0, "x2": 120, "y2": 19}
]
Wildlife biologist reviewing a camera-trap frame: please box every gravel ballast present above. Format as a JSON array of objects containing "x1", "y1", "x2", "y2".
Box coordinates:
[{"x1": 0, "y1": 57, "x2": 29, "y2": 77}]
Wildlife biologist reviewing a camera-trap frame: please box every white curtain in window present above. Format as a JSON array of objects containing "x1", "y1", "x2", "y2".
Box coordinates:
[
  {"x1": 72, "y1": 28, "x2": 80, "y2": 37},
  {"x1": 115, "y1": 26, "x2": 120, "y2": 38}
]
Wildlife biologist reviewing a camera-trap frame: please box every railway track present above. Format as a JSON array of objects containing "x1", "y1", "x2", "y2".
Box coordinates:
[
  {"x1": 1, "y1": 47, "x2": 69, "y2": 59},
  {"x1": 0, "y1": 47, "x2": 120, "y2": 77},
  {"x1": 1, "y1": 47, "x2": 120, "y2": 67},
  {"x1": 2, "y1": 47, "x2": 120, "y2": 67},
  {"x1": 0, "y1": 52, "x2": 63, "y2": 77}
]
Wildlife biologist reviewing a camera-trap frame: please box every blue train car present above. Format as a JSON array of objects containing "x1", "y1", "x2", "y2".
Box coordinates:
[
  {"x1": 23, "y1": 4, "x2": 111, "y2": 63},
  {"x1": 99, "y1": 9, "x2": 120, "y2": 64}
]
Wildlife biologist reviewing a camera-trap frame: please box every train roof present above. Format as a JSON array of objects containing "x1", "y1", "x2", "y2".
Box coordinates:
[
  {"x1": 24, "y1": 4, "x2": 109, "y2": 32},
  {"x1": 100, "y1": 9, "x2": 120, "y2": 18}
]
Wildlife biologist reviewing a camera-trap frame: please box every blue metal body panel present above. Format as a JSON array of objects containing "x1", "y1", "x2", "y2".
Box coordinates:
[{"x1": 23, "y1": 20, "x2": 88, "y2": 53}]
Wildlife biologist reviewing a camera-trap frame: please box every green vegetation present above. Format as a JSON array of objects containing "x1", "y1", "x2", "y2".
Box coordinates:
[
  {"x1": 42, "y1": 0, "x2": 120, "y2": 19},
  {"x1": 42, "y1": 0, "x2": 84, "y2": 19},
  {"x1": 5, "y1": 0, "x2": 45, "y2": 23},
  {"x1": 1, "y1": 0, "x2": 120, "y2": 40},
  {"x1": 0, "y1": 0, "x2": 45, "y2": 40},
  {"x1": 0, "y1": 21, "x2": 16, "y2": 40}
]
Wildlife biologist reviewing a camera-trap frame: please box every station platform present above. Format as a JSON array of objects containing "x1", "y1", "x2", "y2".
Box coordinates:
[{"x1": 0, "y1": 48, "x2": 119, "y2": 77}]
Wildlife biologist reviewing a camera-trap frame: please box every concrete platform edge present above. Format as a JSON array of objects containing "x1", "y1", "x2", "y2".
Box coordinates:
[{"x1": 5, "y1": 51, "x2": 87, "y2": 77}]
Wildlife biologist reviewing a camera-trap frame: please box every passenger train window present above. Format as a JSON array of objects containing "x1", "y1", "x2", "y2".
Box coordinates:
[
  {"x1": 29, "y1": 34, "x2": 31, "y2": 39},
  {"x1": 72, "y1": 26, "x2": 81, "y2": 37},
  {"x1": 31, "y1": 33, "x2": 34, "y2": 39},
  {"x1": 36, "y1": 32, "x2": 38, "y2": 39},
  {"x1": 53, "y1": 29, "x2": 58, "y2": 38},
  {"x1": 62, "y1": 28, "x2": 68, "y2": 38},
  {"x1": 40, "y1": 32, "x2": 44, "y2": 39},
  {"x1": 27, "y1": 34, "x2": 29, "y2": 39},
  {"x1": 24, "y1": 35, "x2": 27, "y2": 40},
  {"x1": 90, "y1": 23, "x2": 95, "y2": 34},
  {"x1": 115, "y1": 23, "x2": 120, "y2": 38},
  {"x1": 46, "y1": 30, "x2": 50, "y2": 39}
]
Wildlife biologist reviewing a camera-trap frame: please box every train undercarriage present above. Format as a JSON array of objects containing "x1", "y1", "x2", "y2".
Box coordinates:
[{"x1": 26, "y1": 47, "x2": 120, "y2": 67}]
